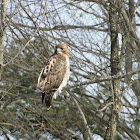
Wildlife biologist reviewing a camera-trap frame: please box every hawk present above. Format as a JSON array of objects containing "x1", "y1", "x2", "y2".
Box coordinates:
[{"x1": 37, "y1": 44, "x2": 70, "y2": 109}]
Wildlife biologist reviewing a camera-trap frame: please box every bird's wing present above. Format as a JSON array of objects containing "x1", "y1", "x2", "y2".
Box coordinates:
[{"x1": 38, "y1": 54, "x2": 67, "y2": 93}]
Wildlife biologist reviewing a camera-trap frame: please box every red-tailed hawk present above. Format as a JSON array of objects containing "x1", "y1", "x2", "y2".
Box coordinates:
[{"x1": 37, "y1": 44, "x2": 70, "y2": 109}]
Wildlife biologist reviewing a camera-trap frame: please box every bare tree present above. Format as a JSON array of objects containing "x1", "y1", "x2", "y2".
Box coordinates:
[{"x1": 0, "y1": 0, "x2": 140, "y2": 139}]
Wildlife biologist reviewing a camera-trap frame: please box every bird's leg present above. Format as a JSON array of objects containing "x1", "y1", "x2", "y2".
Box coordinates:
[{"x1": 42, "y1": 92, "x2": 45, "y2": 103}]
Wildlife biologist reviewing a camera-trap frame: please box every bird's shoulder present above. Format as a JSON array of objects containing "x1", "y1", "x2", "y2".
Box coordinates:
[
  {"x1": 43, "y1": 54, "x2": 66, "y2": 74},
  {"x1": 46, "y1": 54, "x2": 66, "y2": 66}
]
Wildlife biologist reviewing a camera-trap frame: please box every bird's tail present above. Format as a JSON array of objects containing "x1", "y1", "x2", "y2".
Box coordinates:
[{"x1": 43, "y1": 91, "x2": 56, "y2": 109}]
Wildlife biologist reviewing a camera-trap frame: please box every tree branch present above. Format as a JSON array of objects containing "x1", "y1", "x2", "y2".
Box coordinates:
[
  {"x1": 13, "y1": 23, "x2": 108, "y2": 32},
  {"x1": 70, "y1": 69, "x2": 139, "y2": 88},
  {"x1": 69, "y1": 90, "x2": 93, "y2": 140}
]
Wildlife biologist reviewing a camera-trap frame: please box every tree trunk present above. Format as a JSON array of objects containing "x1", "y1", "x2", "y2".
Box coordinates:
[
  {"x1": 125, "y1": 0, "x2": 140, "y2": 133},
  {"x1": 0, "y1": 0, "x2": 7, "y2": 80},
  {"x1": 129, "y1": 0, "x2": 140, "y2": 133},
  {"x1": 105, "y1": 0, "x2": 121, "y2": 139}
]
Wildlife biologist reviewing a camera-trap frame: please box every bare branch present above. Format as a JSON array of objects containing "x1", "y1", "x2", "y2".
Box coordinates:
[
  {"x1": 69, "y1": 90, "x2": 93, "y2": 140},
  {"x1": 14, "y1": 23, "x2": 108, "y2": 32}
]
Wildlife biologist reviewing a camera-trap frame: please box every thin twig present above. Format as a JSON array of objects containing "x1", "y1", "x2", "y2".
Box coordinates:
[{"x1": 98, "y1": 102, "x2": 113, "y2": 112}]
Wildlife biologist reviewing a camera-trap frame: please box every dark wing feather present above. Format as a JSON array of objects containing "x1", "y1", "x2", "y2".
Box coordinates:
[{"x1": 45, "y1": 90, "x2": 56, "y2": 109}]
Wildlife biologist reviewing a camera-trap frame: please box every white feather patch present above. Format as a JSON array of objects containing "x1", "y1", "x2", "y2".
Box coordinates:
[
  {"x1": 37, "y1": 68, "x2": 44, "y2": 88},
  {"x1": 53, "y1": 56, "x2": 70, "y2": 99}
]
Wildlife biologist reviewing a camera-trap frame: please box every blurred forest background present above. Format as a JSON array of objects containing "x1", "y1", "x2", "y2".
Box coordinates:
[{"x1": 0, "y1": 0, "x2": 140, "y2": 139}]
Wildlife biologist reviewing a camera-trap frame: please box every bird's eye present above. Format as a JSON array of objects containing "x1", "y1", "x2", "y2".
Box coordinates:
[{"x1": 61, "y1": 48, "x2": 64, "y2": 50}]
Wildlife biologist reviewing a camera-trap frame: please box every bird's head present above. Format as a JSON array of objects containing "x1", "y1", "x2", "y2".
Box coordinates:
[{"x1": 55, "y1": 44, "x2": 70, "y2": 57}]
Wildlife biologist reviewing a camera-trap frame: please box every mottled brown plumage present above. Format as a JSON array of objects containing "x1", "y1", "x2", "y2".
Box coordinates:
[{"x1": 38, "y1": 44, "x2": 70, "y2": 109}]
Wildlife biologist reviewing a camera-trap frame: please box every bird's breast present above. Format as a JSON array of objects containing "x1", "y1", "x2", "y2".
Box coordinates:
[{"x1": 53, "y1": 58, "x2": 70, "y2": 99}]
